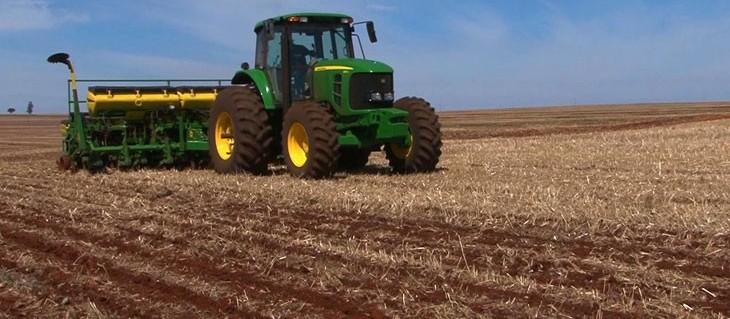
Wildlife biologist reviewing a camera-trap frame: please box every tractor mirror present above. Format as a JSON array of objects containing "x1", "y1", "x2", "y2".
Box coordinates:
[
  {"x1": 47, "y1": 52, "x2": 70, "y2": 65},
  {"x1": 366, "y1": 21, "x2": 377, "y2": 43}
]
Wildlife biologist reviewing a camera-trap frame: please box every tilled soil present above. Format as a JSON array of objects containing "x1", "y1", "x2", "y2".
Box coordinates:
[
  {"x1": 0, "y1": 111, "x2": 728, "y2": 318},
  {"x1": 443, "y1": 114, "x2": 730, "y2": 140}
]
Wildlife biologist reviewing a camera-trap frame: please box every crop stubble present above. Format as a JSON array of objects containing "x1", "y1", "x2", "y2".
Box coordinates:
[{"x1": 0, "y1": 103, "x2": 728, "y2": 318}]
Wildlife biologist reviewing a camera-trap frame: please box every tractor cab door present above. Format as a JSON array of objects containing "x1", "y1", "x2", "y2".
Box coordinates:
[
  {"x1": 256, "y1": 23, "x2": 285, "y2": 106},
  {"x1": 256, "y1": 22, "x2": 311, "y2": 108}
]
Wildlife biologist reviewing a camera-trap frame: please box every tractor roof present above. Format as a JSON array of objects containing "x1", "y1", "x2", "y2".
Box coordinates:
[{"x1": 254, "y1": 12, "x2": 353, "y2": 32}]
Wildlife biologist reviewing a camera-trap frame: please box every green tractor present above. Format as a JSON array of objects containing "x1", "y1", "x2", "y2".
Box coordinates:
[
  {"x1": 49, "y1": 13, "x2": 442, "y2": 178},
  {"x1": 211, "y1": 13, "x2": 441, "y2": 178}
]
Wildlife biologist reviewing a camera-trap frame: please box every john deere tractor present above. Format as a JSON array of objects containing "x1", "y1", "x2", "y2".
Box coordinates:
[
  {"x1": 50, "y1": 13, "x2": 442, "y2": 178},
  {"x1": 211, "y1": 12, "x2": 441, "y2": 178}
]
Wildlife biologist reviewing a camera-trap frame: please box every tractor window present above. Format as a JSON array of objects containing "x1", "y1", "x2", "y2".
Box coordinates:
[
  {"x1": 266, "y1": 31, "x2": 282, "y2": 68},
  {"x1": 324, "y1": 26, "x2": 352, "y2": 60},
  {"x1": 290, "y1": 24, "x2": 353, "y2": 61},
  {"x1": 322, "y1": 29, "x2": 345, "y2": 60},
  {"x1": 265, "y1": 29, "x2": 283, "y2": 103}
]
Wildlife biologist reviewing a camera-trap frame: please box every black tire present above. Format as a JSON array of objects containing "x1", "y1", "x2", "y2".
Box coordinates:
[
  {"x1": 208, "y1": 86, "x2": 273, "y2": 174},
  {"x1": 385, "y1": 97, "x2": 442, "y2": 173},
  {"x1": 282, "y1": 102, "x2": 339, "y2": 178},
  {"x1": 338, "y1": 148, "x2": 370, "y2": 171}
]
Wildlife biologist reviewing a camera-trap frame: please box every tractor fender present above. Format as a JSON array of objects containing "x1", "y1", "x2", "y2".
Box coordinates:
[{"x1": 231, "y1": 69, "x2": 276, "y2": 110}]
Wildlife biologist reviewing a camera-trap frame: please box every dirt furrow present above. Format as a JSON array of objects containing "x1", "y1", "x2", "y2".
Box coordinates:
[
  {"x1": 18, "y1": 183, "x2": 722, "y2": 316},
  {"x1": 0, "y1": 215, "x2": 267, "y2": 318},
  {"x1": 0, "y1": 201, "x2": 388, "y2": 318},
  {"x1": 0, "y1": 229, "x2": 170, "y2": 318},
  {"x1": 325, "y1": 207, "x2": 729, "y2": 279},
  {"x1": 3, "y1": 177, "x2": 727, "y2": 316},
  {"x1": 6, "y1": 168, "x2": 722, "y2": 283},
  {"x1": 219, "y1": 204, "x2": 727, "y2": 316},
  {"x1": 1, "y1": 195, "x2": 608, "y2": 318},
  {"x1": 199, "y1": 198, "x2": 727, "y2": 283},
  {"x1": 444, "y1": 114, "x2": 730, "y2": 140},
  {"x1": 105, "y1": 208, "x2": 653, "y2": 318},
  {"x1": 0, "y1": 289, "x2": 53, "y2": 319}
]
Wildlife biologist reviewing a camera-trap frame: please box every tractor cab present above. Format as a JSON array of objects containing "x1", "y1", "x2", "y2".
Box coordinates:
[
  {"x1": 241, "y1": 13, "x2": 383, "y2": 111},
  {"x1": 256, "y1": 14, "x2": 355, "y2": 103}
]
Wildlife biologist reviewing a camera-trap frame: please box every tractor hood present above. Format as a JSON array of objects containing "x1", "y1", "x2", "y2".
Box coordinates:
[{"x1": 314, "y1": 59, "x2": 393, "y2": 74}]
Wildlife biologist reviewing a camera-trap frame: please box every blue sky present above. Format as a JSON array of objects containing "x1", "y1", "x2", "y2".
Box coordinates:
[{"x1": 2, "y1": 0, "x2": 730, "y2": 113}]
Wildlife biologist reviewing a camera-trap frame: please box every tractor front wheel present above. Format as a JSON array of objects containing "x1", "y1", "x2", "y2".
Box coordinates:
[
  {"x1": 385, "y1": 97, "x2": 442, "y2": 173},
  {"x1": 208, "y1": 86, "x2": 273, "y2": 174},
  {"x1": 282, "y1": 103, "x2": 339, "y2": 178}
]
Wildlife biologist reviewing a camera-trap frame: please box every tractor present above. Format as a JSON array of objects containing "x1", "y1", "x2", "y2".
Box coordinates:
[{"x1": 49, "y1": 12, "x2": 442, "y2": 178}]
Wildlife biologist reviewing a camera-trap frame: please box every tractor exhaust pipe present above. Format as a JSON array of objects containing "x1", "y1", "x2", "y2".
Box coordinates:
[{"x1": 47, "y1": 52, "x2": 87, "y2": 165}]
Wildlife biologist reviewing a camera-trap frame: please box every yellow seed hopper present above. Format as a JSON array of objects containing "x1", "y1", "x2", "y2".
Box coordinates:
[{"x1": 86, "y1": 86, "x2": 226, "y2": 116}]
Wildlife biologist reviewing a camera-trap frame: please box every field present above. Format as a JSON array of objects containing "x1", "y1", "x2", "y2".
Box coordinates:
[{"x1": 1, "y1": 102, "x2": 729, "y2": 318}]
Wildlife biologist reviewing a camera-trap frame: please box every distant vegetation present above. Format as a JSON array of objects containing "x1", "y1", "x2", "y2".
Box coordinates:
[{"x1": 4, "y1": 102, "x2": 34, "y2": 114}]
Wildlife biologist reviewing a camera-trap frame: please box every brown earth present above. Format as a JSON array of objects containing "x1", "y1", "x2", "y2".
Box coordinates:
[{"x1": 0, "y1": 103, "x2": 729, "y2": 318}]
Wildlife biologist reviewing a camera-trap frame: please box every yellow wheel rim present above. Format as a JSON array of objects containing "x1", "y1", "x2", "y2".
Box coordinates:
[
  {"x1": 390, "y1": 135, "x2": 413, "y2": 160},
  {"x1": 214, "y1": 112, "x2": 234, "y2": 161},
  {"x1": 287, "y1": 122, "x2": 309, "y2": 168}
]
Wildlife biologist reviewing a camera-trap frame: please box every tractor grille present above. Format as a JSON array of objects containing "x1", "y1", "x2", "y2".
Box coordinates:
[{"x1": 349, "y1": 73, "x2": 394, "y2": 110}]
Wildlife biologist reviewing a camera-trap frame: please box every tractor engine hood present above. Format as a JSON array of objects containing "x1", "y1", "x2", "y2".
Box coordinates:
[
  {"x1": 313, "y1": 59, "x2": 393, "y2": 74},
  {"x1": 311, "y1": 58, "x2": 396, "y2": 112}
]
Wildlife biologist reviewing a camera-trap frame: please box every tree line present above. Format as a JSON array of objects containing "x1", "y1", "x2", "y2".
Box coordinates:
[{"x1": 6, "y1": 101, "x2": 33, "y2": 114}]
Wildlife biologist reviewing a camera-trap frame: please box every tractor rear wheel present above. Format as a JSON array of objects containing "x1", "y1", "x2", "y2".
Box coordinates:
[
  {"x1": 208, "y1": 86, "x2": 273, "y2": 174},
  {"x1": 338, "y1": 148, "x2": 370, "y2": 171},
  {"x1": 282, "y1": 102, "x2": 339, "y2": 178},
  {"x1": 385, "y1": 97, "x2": 442, "y2": 173}
]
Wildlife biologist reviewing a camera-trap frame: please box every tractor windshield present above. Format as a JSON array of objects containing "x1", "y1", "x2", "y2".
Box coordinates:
[{"x1": 290, "y1": 23, "x2": 354, "y2": 62}]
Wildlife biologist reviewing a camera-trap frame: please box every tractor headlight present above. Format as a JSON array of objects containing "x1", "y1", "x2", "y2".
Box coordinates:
[
  {"x1": 367, "y1": 92, "x2": 394, "y2": 102},
  {"x1": 369, "y1": 92, "x2": 383, "y2": 102}
]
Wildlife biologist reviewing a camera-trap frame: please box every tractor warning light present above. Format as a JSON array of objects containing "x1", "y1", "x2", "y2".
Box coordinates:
[{"x1": 288, "y1": 16, "x2": 308, "y2": 23}]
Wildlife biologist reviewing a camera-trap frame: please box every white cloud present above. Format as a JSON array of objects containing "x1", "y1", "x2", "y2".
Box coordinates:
[{"x1": 0, "y1": 0, "x2": 88, "y2": 32}]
